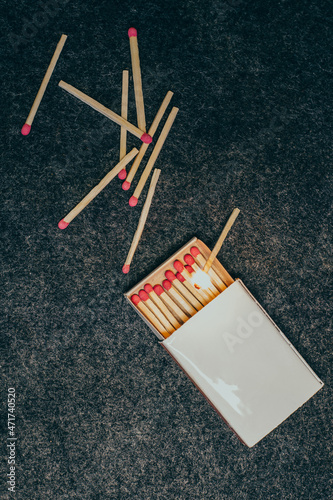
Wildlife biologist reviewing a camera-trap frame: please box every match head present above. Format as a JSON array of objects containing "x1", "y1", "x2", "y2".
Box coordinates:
[
  {"x1": 122, "y1": 264, "x2": 130, "y2": 274},
  {"x1": 129, "y1": 196, "x2": 138, "y2": 207},
  {"x1": 144, "y1": 283, "x2": 154, "y2": 294},
  {"x1": 118, "y1": 169, "x2": 127, "y2": 180},
  {"x1": 128, "y1": 27, "x2": 137, "y2": 38},
  {"x1": 138, "y1": 289, "x2": 149, "y2": 301},
  {"x1": 131, "y1": 294, "x2": 141, "y2": 305},
  {"x1": 173, "y1": 260, "x2": 184, "y2": 273},
  {"x1": 21, "y1": 123, "x2": 31, "y2": 135},
  {"x1": 153, "y1": 285, "x2": 164, "y2": 296},
  {"x1": 162, "y1": 279, "x2": 172, "y2": 291},
  {"x1": 165, "y1": 270, "x2": 176, "y2": 282},
  {"x1": 176, "y1": 272, "x2": 185, "y2": 283},
  {"x1": 184, "y1": 254, "x2": 195, "y2": 266},
  {"x1": 122, "y1": 180, "x2": 131, "y2": 191},
  {"x1": 190, "y1": 246, "x2": 200, "y2": 257},
  {"x1": 141, "y1": 133, "x2": 152, "y2": 144},
  {"x1": 185, "y1": 265, "x2": 194, "y2": 274},
  {"x1": 58, "y1": 219, "x2": 69, "y2": 230}
]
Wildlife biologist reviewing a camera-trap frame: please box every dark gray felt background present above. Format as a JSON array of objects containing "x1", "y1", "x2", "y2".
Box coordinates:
[{"x1": 1, "y1": 0, "x2": 332, "y2": 499}]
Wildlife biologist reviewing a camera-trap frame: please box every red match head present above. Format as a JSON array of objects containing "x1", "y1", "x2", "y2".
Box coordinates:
[
  {"x1": 21, "y1": 123, "x2": 31, "y2": 135},
  {"x1": 58, "y1": 219, "x2": 69, "y2": 230},
  {"x1": 184, "y1": 254, "x2": 195, "y2": 266},
  {"x1": 129, "y1": 196, "x2": 138, "y2": 207},
  {"x1": 128, "y1": 27, "x2": 137, "y2": 38},
  {"x1": 190, "y1": 246, "x2": 200, "y2": 257},
  {"x1": 122, "y1": 264, "x2": 130, "y2": 274},
  {"x1": 153, "y1": 284, "x2": 164, "y2": 296},
  {"x1": 173, "y1": 260, "x2": 184, "y2": 273},
  {"x1": 118, "y1": 169, "x2": 127, "y2": 180},
  {"x1": 141, "y1": 133, "x2": 152, "y2": 144},
  {"x1": 138, "y1": 289, "x2": 149, "y2": 301},
  {"x1": 162, "y1": 279, "x2": 172, "y2": 291},
  {"x1": 144, "y1": 283, "x2": 154, "y2": 294},
  {"x1": 185, "y1": 265, "x2": 194, "y2": 274},
  {"x1": 176, "y1": 272, "x2": 185, "y2": 283},
  {"x1": 131, "y1": 294, "x2": 141, "y2": 305},
  {"x1": 122, "y1": 180, "x2": 131, "y2": 191},
  {"x1": 165, "y1": 270, "x2": 176, "y2": 282}
]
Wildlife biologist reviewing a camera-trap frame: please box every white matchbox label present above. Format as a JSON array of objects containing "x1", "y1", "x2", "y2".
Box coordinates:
[{"x1": 162, "y1": 280, "x2": 323, "y2": 447}]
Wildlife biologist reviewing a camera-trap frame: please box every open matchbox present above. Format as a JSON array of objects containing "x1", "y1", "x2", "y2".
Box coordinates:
[{"x1": 125, "y1": 237, "x2": 323, "y2": 447}]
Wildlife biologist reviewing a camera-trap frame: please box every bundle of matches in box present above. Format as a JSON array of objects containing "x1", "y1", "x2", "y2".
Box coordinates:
[{"x1": 128, "y1": 209, "x2": 240, "y2": 339}]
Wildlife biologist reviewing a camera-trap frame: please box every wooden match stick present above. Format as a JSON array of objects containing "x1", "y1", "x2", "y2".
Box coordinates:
[
  {"x1": 21, "y1": 34, "x2": 67, "y2": 135},
  {"x1": 153, "y1": 285, "x2": 189, "y2": 324},
  {"x1": 138, "y1": 290, "x2": 175, "y2": 334},
  {"x1": 144, "y1": 284, "x2": 182, "y2": 329},
  {"x1": 162, "y1": 279, "x2": 197, "y2": 317},
  {"x1": 203, "y1": 208, "x2": 240, "y2": 273},
  {"x1": 118, "y1": 70, "x2": 129, "y2": 180},
  {"x1": 128, "y1": 28, "x2": 146, "y2": 132},
  {"x1": 122, "y1": 91, "x2": 174, "y2": 190},
  {"x1": 190, "y1": 247, "x2": 228, "y2": 291},
  {"x1": 58, "y1": 80, "x2": 152, "y2": 143},
  {"x1": 165, "y1": 271, "x2": 203, "y2": 311},
  {"x1": 122, "y1": 169, "x2": 161, "y2": 273},
  {"x1": 58, "y1": 148, "x2": 138, "y2": 229},
  {"x1": 131, "y1": 294, "x2": 170, "y2": 338},
  {"x1": 129, "y1": 107, "x2": 179, "y2": 206}
]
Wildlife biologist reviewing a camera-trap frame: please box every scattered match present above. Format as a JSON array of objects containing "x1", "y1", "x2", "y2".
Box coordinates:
[
  {"x1": 21, "y1": 34, "x2": 67, "y2": 135},
  {"x1": 118, "y1": 70, "x2": 129, "y2": 180},
  {"x1": 128, "y1": 28, "x2": 146, "y2": 133}
]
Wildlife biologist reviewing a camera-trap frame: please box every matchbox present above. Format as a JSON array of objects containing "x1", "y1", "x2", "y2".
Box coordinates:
[{"x1": 125, "y1": 238, "x2": 323, "y2": 447}]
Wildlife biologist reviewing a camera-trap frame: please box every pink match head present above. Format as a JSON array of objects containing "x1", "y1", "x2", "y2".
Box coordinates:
[
  {"x1": 162, "y1": 279, "x2": 172, "y2": 291},
  {"x1": 21, "y1": 123, "x2": 31, "y2": 135},
  {"x1": 58, "y1": 219, "x2": 69, "y2": 230},
  {"x1": 122, "y1": 180, "x2": 131, "y2": 191},
  {"x1": 190, "y1": 246, "x2": 200, "y2": 257},
  {"x1": 144, "y1": 283, "x2": 154, "y2": 294},
  {"x1": 138, "y1": 289, "x2": 149, "y2": 301},
  {"x1": 131, "y1": 294, "x2": 141, "y2": 305},
  {"x1": 122, "y1": 264, "x2": 130, "y2": 274},
  {"x1": 173, "y1": 260, "x2": 184, "y2": 273},
  {"x1": 185, "y1": 265, "x2": 194, "y2": 274},
  {"x1": 176, "y1": 272, "x2": 185, "y2": 283},
  {"x1": 165, "y1": 270, "x2": 176, "y2": 282},
  {"x1": 153, "y1": 285, "x2": 164, "y2": 296},
  {"x1": 128, "y1": 27, "x2": 137, "y2": 38},
  {"x1": 118, "y1": 169, "x2": 127, "y2": 180},
  {"x1": 129, "y1": 196, "x2": 138, "y2": 207},
  {"x1": 141, "y1": 133, "x2": 152, "y2": 144},
  {"x1": 184, "y1": 254, "x2": 195, "y2": 266}
]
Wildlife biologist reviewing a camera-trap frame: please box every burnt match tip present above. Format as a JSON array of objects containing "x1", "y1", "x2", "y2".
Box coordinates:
[
  {"x1": 21, "y1": 123, "x2": 31, "y2": 135},
  {"x1": 122, "y1": 180, "x2": 131, "y2": 191},
  {"x1": 140, "y1": 133, "x2": 152, "y2": 144},
  {"x1": 131, "y1": 294, "x2": 141, "y2": 305},
  {"x1": 122, "y1": 264, "x2": 130, "y2": 274},
  {"x1": 128, "y1": 27, "x2": 137, "y2": 38},
  {"x1": 118, "y1": 169, "x2": 127, "y2": 180},
  {"x1": 58, "y1": 219, "x2": 69, "y2": 230}
]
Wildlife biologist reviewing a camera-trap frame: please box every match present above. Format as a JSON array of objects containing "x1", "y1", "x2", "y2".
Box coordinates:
[
  {"x1": 203, "y1": 208, "x2": 241, "y2": 273},
  {"x1": 173, "y1": 260, "x2": 211, "y2": 305},
  {"x1": 144, "y1": 284, "x2": 182, "y2": 330},
  {"x1": 131, "y1": 294, "x2": 169, "y2": 338},
  {"x1": 21, "y1": 34, "x2": 67, "y2": 135},
  {"x1": 122, "y1": 169, "x2": 161, "y2": 273},
  {"x1": 165, "y1": 270, "x2": 203, "y2": 311},
  {"x1": 138, "y1": 290, "x2": 175, "y2": 335},
  {"x1": 162, "y1": 279, "x2": 197, "y2": 317},
  {"x1": 190, "y1": 246, "x2": 229, "y2": 291},
  {"x1": 122, "y1": 91, "x2": 173, "y2": 191},
  {"x1": 128, "y1": 28, "x2": 146, "y2": 133},
  {"x1": 58, "y1": 148, "x2": 138, "y2": 229},
  {"x1": 183, "y1": 257, "x2": 219, "y2": 298},
  {"x1": 129, "y1": 106, "x2": 179, "y2": 206},
  {"x1": 118, "y1": 70, "x2": 129, "y2": 180},
  {"x1": 153, "y1": 284, "x2": 189, "y2": 324},
  {"x1": 58, "y1": 80, "x2": 152, "y2": 143}
]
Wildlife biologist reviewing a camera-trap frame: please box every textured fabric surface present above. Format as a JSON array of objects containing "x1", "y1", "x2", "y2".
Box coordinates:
[{"x1": 1, "y1": 0, "x2": 332, "y2": 498}]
